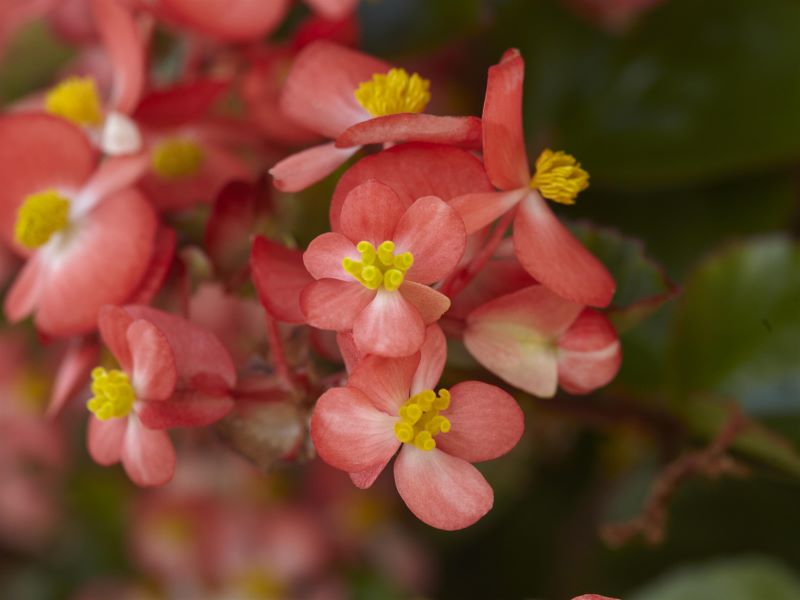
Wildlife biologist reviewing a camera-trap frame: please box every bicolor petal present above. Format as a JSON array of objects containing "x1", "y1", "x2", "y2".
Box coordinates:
[{"x1": 352, "y1": 288, "x2": 425, "y2": 357}]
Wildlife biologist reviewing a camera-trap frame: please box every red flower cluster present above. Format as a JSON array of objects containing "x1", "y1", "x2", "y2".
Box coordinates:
[{"x1": 0, "y1": 0, "x2": 621, "y2": 530}]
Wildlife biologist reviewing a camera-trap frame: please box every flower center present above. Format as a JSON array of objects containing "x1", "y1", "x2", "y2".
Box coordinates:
[
  {"x1": 354, "y1": 68, "x2": 431, "y2": 117},
  {"x1": 14, "y1": 190, "x2": 71, "y2": 249},
  {"x1": 86, "y1": 367, "x2": 135, "y2": 421},
  {"x1": 394, "y1": 389, "x2": 451, "y2": 451},
  {"x1": 151, "y1": 138, "x2": 205, "y2": 180},
  {"x1": 45, "y1": 77, "x2": 103, "y2": 127},
  {"x1": 342, "y1": 240, "x2": 413, "y2": 291},
  {"x1": 528, "y1": 149, "x2": 589, "y2": 205}
]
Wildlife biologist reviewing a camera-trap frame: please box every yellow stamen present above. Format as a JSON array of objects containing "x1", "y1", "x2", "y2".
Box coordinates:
[
  {"x1": 342, "y1": 240, "x2": 414, "y2": 292},
  {"x1": 151, "y1": 138, "x2": 205, "y2": 180},
  {"x1": 354, "y1": 68, "x2": 431, "y2": 117},
  {"x1": 529, "y1": 149, "x2": 589, "y2": 205},
  {"x1": 45, "y1": 77, "x2": 103, "y2": 127},
  {"x1": 394, "y1": 389, "x2": 452, "y2": 451},
  {"x1": 86, "y1": 367, "x2": 135, "y2": 421},
  {"x1": 14, "y1": 190, "x2": 70, "y2": 249}
]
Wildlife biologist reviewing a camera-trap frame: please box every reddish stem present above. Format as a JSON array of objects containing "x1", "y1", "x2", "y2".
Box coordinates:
[
  {"x1": 443, "y1": 206, "x2": 518, "y2": 299},
  {"x1": 264, "y1": 314, "x2": 293, "y2": 389}
]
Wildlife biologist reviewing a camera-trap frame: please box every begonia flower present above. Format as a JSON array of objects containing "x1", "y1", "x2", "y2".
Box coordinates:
[
  {"x1": 311, "y1": 325, "x2": 525, "y2": 530},
  {"x1": 0, "y1": 114, "x2": 158, "y2": 337},
  {"x1": 42, "y1": 0, "x2": 146, "y2": 156},
  {"x1": 270, "y1": 41, "x2": 482, "y2": 191},
  {"x1": 464, "y1": 284, "x2": 621, "y2": 397},
  {"x1": 301, "y1": 179, "x2": 464, "y2": 357},
  {"x1": 86, "y1": 305, "x2": 237, "y2": 486},
  {"x1": 451, "y1": 49, "x2": 615, "y2": 307}
]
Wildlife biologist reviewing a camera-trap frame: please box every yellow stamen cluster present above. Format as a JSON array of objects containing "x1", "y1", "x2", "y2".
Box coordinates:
[
  {"x1": 529, "y1": 149, "x2": 590, "y2": 205},
  {"x1": 151, "y1": 138, "x2": 205, "y2": 180},
  {"x1": 394, "y1": 389, "x2": 451, "y2": 451},
  {"x1": 45, "y1": 77, "x2": 103, "y2": 127},
  {"x1": 354, "y1": 68, "x2": 431, "y2": 117},
  {"x1": 14, "y1": 190, "x2": 71, "y2": 249},
  {"x1": 342, "y1": 240, "x2": 413, "y2": 292},
  {"x1": 86, "y1": 367, "x2": 135, "y2": 421}
]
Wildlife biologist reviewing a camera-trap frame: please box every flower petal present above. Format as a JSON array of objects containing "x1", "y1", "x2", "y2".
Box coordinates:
[
  {"x1": 340, "y1": 180, "x2": 405, "y2": 246},
  {"x1": 304, "y1": 0, "x2": 358, "y2": 20},
  {"x1": 303, "y1": 232, "x2": 358, "y2": 281},
  {"x1": 410, "y1": 324, "x2": 447, "y2": 395},
  {"x1": 121, "y1": 416, "x2": 176, "y2": 487},
  {"x1": 127, "y1": 319, "x2": 177, "y2": 402},
  {"x1": 269, "y1": 142, "x2": 359, "y2": 193},
  {"x1": 399, "y1": 281, "x2": 450, "y2": 325},
  {"x1": 349, "y1": 459, "x2": 390, "y2": 489},
  {"x1": 300, "y1": 279, "x2": 375, "y2": 331},
  {"x1": 281, "y1": 40, "x2": 386, "y2": 137},
  {"x1": 48, "y1": 337, "x2": 99, "y2": 417},
  {"x1": 437, "y1": 381, "x2": 524, "y2": 463},
  {"x1": 557, "y1": 309, "x2": 622, "y2": 395},
  {"x1": 251, "y1": 236, "x2": 314, "y2": 323},
  {"x1": 348, "y1": 352, "x2": 419, "y2": 414},
  {"x1": 87, "y1": 415, "x2": 126, "y2": 466},
  {"x1": 336, "y1": 114, "x2": 482, "y2": 149},
  {"x1": 310, "y1": 386, "x2": 400, "y2": 473},
  {"x1": 4, "y1": 253, "x2": 43, "y2": 324},
  {"x1": 482, "y1": 49, "x2": 530, "y2": 190},
  {"x1": 393, "y1": 196, "x2": 466, "y2": 284},
  {"x1": 161, "y1": 0, "x2": 290, "y2": 42},
  {"x1": 137, "y1": 389, "x2": 234, "y2": 429},
  {"x1": 97, "y1": 304, "x2": 134, "y2": 372},
  {"x1": 513, "y1": 192, "x2": 616, "y2": 308},
  {"x1": 134, "y1": 80, "x2": 230, "y2": 129},
  {"x1": 34, "y1": 188, "x2": 157, "y2": 337},
  {"x1": 393, "y1": 445, "x2": 493, "y2": 531},
  {"x1": 125, "y1": 226, "x2": 176, "y2": 306},
  {"x1": 331, "y1": 142, "x2": 492, "y2": 232},
  {"x1": 336, "y1": 331, "x2": 361, "y2": 373},
  {"x1": 464, "y1": 284, "x2": 583, "y2": 397},
  {"x1": 92, "y1": 0, "x2": 144, "y2": 114},
  {"x1": 353, "y1": 289, "x2": 425, "y2": 357},
  {"x1": 449, "y1": 188, "x2": 527, "y2": 235}
]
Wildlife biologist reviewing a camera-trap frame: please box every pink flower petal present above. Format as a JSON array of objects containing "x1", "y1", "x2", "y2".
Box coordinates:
[
  {"x1": 449, "y1": 188, "x2": 528, "y2": 235},
  {"x1": 353, "y1": 289, "x2": 425, "y2": 357},
  {"x1": 137, "y1": 389, "x2": 234, "y2": 429},
  {"x1": 393, "y1": 196, "x2": 466, "y2": 284},
  {"x1": 557, "y1": 309, "x2": 622, "y2": 395},
  {"x1": 48, "y1": 337, "x2": 99, "y2": 417},
  {"x1": 348, "y1": 353, "x2": 419, "y2": 414},
  {"x1": 350, "y1": 459, "x2": 390, "y2": 489},
  {"x1": 436, "y1": 381, "x2": 524, "y2": 463},
  {"x1": 127, "y1": 319, "x2": 177, "y2": 402},
  {"x1": 393, "y1": 445, "x2": 493, "y2": 530},
  {"x1": 513, "y1": 192, "x2": 616, "y2": 308},
  {"x1": 87, "y1": 415, "x2": 126, "y2": 466},
  {"x1": 281, "y1": 41, "x2": 386, "y2": 138},
  {"x1": 331, "y1": 142, "x2": 492, "y2": 232},
  {"x1": 310, "y1": 386, "x2": 400, "y2": 473},
  {"x1": 34, "y1": 188, "x2": 157, "y2": 337},
  {"x1": 482, "y1": 49, "x2": 531, "y2": 190},
  {"x1": 97, "y1": 305, "x2": 135, "y2": 372},
  {"x1": 121, "y1": 416, "x2": 176, "y2": 487},
  {"x1": 399, "y1": 281, "x2": 450, "y2": 325},
  {"x1": 336, "y1": 114, "x2": 482, "y2": 149},
  {"x1": 340, "y1": 180, "x2": 406, "y2": 246},
  {"x1": 134, "y1": 80, "x2": 230, "y2": 129},
  {"x1": 300, "y1": 279, "x2": 375, "y2": 331},
  {"x1": 125, "y1": 226, "x2": 176, "y2": 306},
  {"x1": 304, "y1": 0, "x2": 358, "y2": 20},
  {"x1": 91, "y1": 0, "x2": 144, "y2": 114},
  {"x1": 410, "y1": 324, "x2": 447, "y2": 395},
  {"x1": 4, "y1": 253, "x2": 43, "y2": 324},
  {"x1": 74, "y1": 153, "x2": 150, "y2": 215},
  {"x1": 336, "y1": 331, "x2": 361, "y2": 373},
  {"x1": 162, "y1": 0, "x2": 290, "y2": 42},
  {"x1": 122, "y1": 305, "x2": 237, "y2": 392},
  {"x1": 251, "y1": 236, "x2": 314, "y2": 323},
  {"x1": 269, "y1": 142, "x2": 359, "y2": 193},
  {"x1": 303, "y1": 232, "x2": 358, "y2": 281},
  {"x1": 0, "y1": 114, "x2": 95, "y2": 249},
  {"x1": 464, "y1": 284, "x2": 583, "y2": 397}
]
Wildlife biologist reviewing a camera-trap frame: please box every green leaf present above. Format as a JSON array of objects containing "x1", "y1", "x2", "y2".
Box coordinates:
[
  {"x1": 668, "y1": 237, "x2": 800, "y2": 415},
  {"x1": 631, "y1": 557, "x2": 800, "y2": 600},
  {"x1": 571, "y1": 222, "x2": 677, "y2": 332}
]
